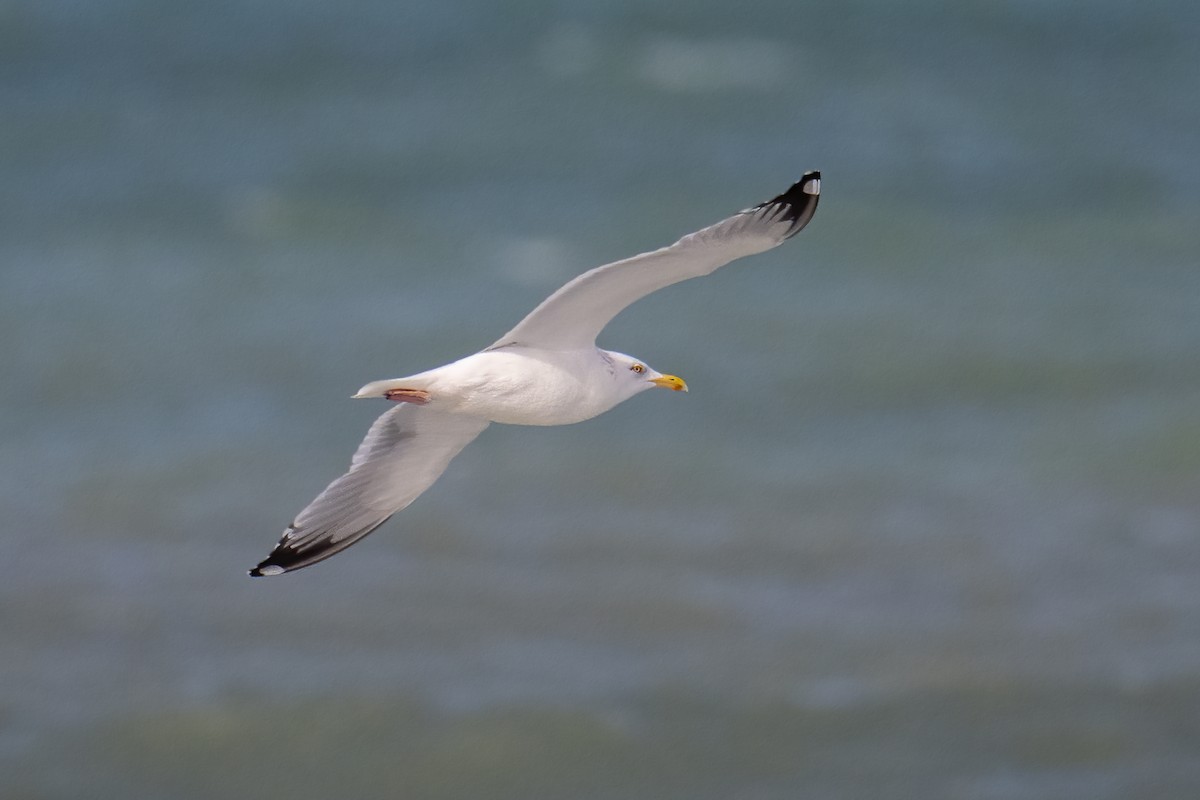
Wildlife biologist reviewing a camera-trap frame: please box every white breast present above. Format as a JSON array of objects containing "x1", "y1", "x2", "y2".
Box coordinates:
[{"x1": 427, "y1": 347, "x2": 623, "y2": 426}]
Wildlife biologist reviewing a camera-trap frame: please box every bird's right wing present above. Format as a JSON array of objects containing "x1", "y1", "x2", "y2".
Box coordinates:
[
  {"x1": 250, "y1": 406, "x2": 489, "y2": 576},
  {"x1": 490, "y1": 172, "x2": 820, "y2": 351}
]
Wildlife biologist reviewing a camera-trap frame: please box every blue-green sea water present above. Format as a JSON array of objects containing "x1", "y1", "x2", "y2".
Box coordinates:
[{"x1": 4, "y1": 1, "x2": 1200, "y2": 797}]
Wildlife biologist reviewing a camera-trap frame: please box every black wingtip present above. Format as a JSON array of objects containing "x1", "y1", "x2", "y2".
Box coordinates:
[
  {"x1": 752, "y1": 170, "x2": 821, "y2": 239},
  {"x1": 247, "y1": 523, "x2": 306, "y2": 577},
  {"x1": 248, "y1": 516, "x2": 395, "y2": 578},
  {"x1": 248, "y1": 538, "x2": 294, "y2": 577},
  {"x1": 248, "y1": 549, "x2": 297, "y2": 577}
]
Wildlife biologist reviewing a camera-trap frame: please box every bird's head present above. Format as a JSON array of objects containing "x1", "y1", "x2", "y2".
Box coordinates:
[{"x1": 604, "y1": 350, "x2": 688, "y2": 399}]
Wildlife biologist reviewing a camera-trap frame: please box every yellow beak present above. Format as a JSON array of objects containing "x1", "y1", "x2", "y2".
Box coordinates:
[{"x1": 650, "y1": 374, "x2": 688, "y2": 392}]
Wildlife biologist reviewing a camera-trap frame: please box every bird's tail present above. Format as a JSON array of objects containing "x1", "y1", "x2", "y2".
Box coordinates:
[{"x1": 352, "y1": 377, "x2": 414, "y2": 399}]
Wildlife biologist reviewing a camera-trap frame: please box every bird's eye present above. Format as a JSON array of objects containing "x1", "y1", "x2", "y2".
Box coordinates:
[{"x1": 630, "y1": 364, "x2": 645, "y2": 374}]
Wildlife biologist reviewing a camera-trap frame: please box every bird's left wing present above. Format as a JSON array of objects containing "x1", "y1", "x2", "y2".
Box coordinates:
[
  {"x1": 490, "y1": 172, "x2": 820, "y2": 351},
  {"x1": 250, "y1": 406, "x2": 489, "y2": 576}
]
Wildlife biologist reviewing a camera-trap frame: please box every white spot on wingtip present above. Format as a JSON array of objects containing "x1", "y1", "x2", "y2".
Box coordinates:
[
  {"x1": 802, "y1": 177, "x2": 820, "y2": 195},
  {"x1": 257, "y1": 565, "x2": 285, "y2": 576}
]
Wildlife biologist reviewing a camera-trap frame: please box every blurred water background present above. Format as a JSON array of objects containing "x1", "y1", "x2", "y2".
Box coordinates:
[{"x1": 4, "y1": 1, "x2": 1200, "y2": 797}]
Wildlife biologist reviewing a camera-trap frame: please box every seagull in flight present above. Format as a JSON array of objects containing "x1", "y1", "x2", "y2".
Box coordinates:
[{"x1": 250, "y1": 171, "x2": 821, "y2": 576}]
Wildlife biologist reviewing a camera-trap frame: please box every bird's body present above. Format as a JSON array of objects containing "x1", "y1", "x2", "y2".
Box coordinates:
[
  {"x1": 251, "y1": 172, "x2": 821, "y2": 576},
  {"x1": 354, "y1": 347, "x2": 651, "y2": 426}
]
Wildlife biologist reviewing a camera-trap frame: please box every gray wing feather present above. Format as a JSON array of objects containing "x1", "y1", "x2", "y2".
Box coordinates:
[
  {"x1": 250, "y1": 406, "x2": 489, "y2": 576},
  {"x1": 491, "y1": 173, "x2": 820, "y2": 351}
]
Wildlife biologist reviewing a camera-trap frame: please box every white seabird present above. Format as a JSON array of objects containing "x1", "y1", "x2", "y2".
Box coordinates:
[{"x1": 250, "y1": 172, "x2": 821, "y2": 576}]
